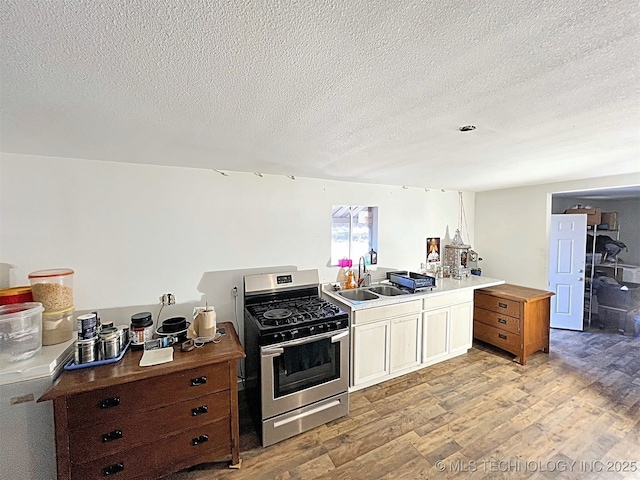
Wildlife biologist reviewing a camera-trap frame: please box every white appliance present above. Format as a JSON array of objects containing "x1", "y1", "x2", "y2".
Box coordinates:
[
  {"x1": 618, "y1": 264, "x2": 640, "y2": 284},
  {"x1": 0, "y1": 340, "x2": 74, "y2": 480}
]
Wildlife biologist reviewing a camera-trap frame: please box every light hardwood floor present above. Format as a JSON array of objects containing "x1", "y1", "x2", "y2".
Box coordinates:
[{"x1": 169, "y1": 329, "x2": 640, "y2": 479}]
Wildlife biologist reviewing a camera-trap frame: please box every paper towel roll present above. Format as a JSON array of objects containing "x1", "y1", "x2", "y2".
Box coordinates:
[{"x1": 189, "y1": 307, "x2": 216, "y2": 339}]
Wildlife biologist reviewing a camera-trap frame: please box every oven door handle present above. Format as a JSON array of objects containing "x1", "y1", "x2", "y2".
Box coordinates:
[
  {"x1": 261, "y1": 347, "x2": 284, "y2": 358},
  {"x1": 264, "y1": 329, "x2": 348, "y2": 349},
  {"x1": 330, "y1": 330, "x2": 349, "y2": 343}
]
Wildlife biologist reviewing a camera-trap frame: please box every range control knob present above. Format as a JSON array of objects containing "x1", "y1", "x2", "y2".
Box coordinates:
[
  {"x1": 290, "y1": 329, "x2": 299, "y2": 339},
  {"x1": 308, "y1": 326, "x2": 315, "y2": 334}
]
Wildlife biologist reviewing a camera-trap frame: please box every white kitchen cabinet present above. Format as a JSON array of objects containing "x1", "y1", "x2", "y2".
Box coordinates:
[
  {"x1": 449, "y1": 301, "x2": 473, "y2": 354},
  {"x1": 389, "y1": 314, "x2": 421, "y2": 373},
  {"x1": 422, "y1": 290, "x2": 473, "y2": 366},
  {"x1": 352, "y1": 320, "x2": 390, "y2": 386},
  {"x1": 422, "y1": 306, "x2": 449, "y2": 363}
]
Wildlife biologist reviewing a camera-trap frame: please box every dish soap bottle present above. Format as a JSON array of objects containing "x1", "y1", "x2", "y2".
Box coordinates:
[{"x1": 345, "y1": 269, "x2": 357, "y2": 289}]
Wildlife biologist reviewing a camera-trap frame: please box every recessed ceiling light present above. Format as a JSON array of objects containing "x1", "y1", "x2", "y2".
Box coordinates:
[{"x1": 459, "y1": 125, "x2": 476, "y2": 132}]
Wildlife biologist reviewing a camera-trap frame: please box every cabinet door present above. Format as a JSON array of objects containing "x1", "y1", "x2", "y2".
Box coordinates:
[
  {"x1": 422, "y1": 307, "x2": 449, "y2": 363},
  {"x1": 352, "y1": 321, "x2": 390, "y2": 386},
  {"x1": 389, "y1": 314, "x2": 421, "y2": 373},
  {"x1": 449, "y1": 301, "x2": 473, "y2": 354}
]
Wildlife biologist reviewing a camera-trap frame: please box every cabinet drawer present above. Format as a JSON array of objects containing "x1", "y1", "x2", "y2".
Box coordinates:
[
  {"x1": 155, "y1": 418, "x2": 231, "y2": 474},
  {"x1": 70, "y1": 442, "x2": 154, "y2": 480},
  {"x1": 473, "y1": 307, "x2": 520, "y2": 335},
  {"x1": 353, "y1": 300, "x2": 421, "y2": 324},
  {"x1": 67, "y1": 362, "x2": 230, "y2": 429},
  {"x1": 474, "y1": 292, "x2": 521, "y2": 318},
  {"x1": 69, "y1": 391, "x2": 230, "y2": 463},
  {"x1": 423, "y1": 290, "x2": 473, "y2": 310},
  {"x1": 473, "y1": 321, "x2": 521, "y2": 354}
]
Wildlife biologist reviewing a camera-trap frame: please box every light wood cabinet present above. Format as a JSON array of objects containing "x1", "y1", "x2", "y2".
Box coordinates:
[
  {"x1": 352, "y1": 320, "x2": 390, "y2": 386},
  {"x1": 422, "y1": 307, "x2": 449, "y2": 363},
  {"x1": 474, "y1": 284, "x2": 553, "y2": 365},
  {"x1": 39, "y1": 322, "x2": 245, "y2": 479},
  {"x1": 421, "y1": 292, "x2": 473, "y2": 365},
  {"x1": 389, "y1": 314, "x2": 421, "y2": 373}
]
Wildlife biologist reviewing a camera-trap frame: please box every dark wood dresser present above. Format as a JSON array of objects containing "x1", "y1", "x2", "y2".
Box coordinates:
[
  {"x1": 39, "y1": 322, "x2": 245, "y2": 480},
  {"x1": 473, "y1": 284, "x2": 554, "y2": 365}
]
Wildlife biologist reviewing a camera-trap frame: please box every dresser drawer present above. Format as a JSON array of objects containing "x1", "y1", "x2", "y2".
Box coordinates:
[
  {"x1": 67, "y1": 362, "x2": 230, "y2": 429},
  {"x1": 70, "y1": 442, "x2": 154, "y2": 480},
  {"x1": 474, "y1": 321, "x2": 521, "y2": 354},
  {"x1": 155, "y1": 418, "x2": 231, "y2": 474},
  {"x1": 473, "y1": 307, "x2": 520, "y2": 335},
  {"x1": 69, "y1": 390, "x2": 230, "y2": 463},
  {"x1": 474, "y1": 292, "x2": 521, "y2": 318}
]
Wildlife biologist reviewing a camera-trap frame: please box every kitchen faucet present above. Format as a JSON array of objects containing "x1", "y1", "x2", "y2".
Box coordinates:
[{"x1": 358, "y1": 256, "x2": 372, "y2": 287}]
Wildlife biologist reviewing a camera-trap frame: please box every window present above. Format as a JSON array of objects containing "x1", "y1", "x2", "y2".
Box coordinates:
[{"x1": 331, "y1": 206, "x2": 378, "y2": 265}]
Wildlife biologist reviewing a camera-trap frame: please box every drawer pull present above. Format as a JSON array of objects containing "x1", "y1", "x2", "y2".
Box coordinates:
[
  {"x1": 102, "y1": 462, "x2": 124, "y2": 476},
  {"x1": 192, "y1": 434, "x2": 209, "y2": 446},
  {"x1": 498, "y1": 318, "x2": 507, "y2": 324},
  {"x1": 190, "y1": 376, "x2": 207, "y2": 386},
  {"x1": 498, "y1": 334, "x2": 507, "y2": 340},
  {"x1": 99, "y1": 397, "x2": 120, "y2": 409},
  {"x1": 192, "y1": 405, "x2": 209, "y2": 416},
  {"x1": 498, "y1": 302, "x2": 508, "y2": 308},
  {"x1": 101, "y1": 429, "x2": 123, "y2": 443}
]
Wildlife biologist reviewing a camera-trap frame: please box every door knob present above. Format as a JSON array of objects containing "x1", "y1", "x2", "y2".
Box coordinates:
[{"x1": 578, "y1": 277, "x2": 584, "y2": 281}]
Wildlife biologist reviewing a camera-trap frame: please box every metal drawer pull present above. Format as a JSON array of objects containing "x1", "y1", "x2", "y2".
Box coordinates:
[
  {"x1": 101, "y1": 429, "x2": 123, "y2": 443},
  {"x1": 99, "y1": 397, "x2": 120, "y2": 409},
  {"x1": 498, "y1": 318, "x2": 507, "y2": 324},
  {"x1": 191, "y1": 405, "x2": 208, "y2": 416},
  {"x1": 190, "y1": 376, "x2": 207, "y2": 386},
  {"x1": 498, "y1": 302, "x2": 508, "y2": 308},
  {"x1": 192, "y1": 434, "x2": 209, "y2": 446},
  {"x1": 102, "y1": 462, "x2": 124, "y2": 476},
  {"x1": 498, "y1": 334, "x2": 507, "y2": 340}
]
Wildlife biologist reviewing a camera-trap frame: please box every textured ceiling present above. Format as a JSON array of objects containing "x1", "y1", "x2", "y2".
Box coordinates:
[{"x1": 1, "y1": 1, "x2": 639, "y2": 191}]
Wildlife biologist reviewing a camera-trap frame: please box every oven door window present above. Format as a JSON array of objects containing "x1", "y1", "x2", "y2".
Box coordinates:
[{"x1": 273, "y1": 338, "x2": 340, "y2": 398}]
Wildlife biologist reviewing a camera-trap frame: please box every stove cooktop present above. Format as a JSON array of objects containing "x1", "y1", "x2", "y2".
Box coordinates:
[{"x1": 246, "y1": 296, "x2": 345, "y2": 327}]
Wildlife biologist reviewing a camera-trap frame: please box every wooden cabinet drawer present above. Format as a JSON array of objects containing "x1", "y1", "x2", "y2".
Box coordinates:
[
  {"x1": 67, "y1": 363, "x2": 230, "y2": 429},
  {"x1": 69, "y1": 391, "x2": 230, "y2": 463},
  {"x1": 70, "y1": 443, "x2": 154, "y2": 480},
  {"x1": 473, "y1": 321, "x2": 522, "y2": 355},
  {"x1": 155, "y1": 418, "x2": 231, "y2": 475},
  {"x1": 473, "y1": 307, "x2": 520, "y2": 335},
  {"x1": 474, "y1": 292, "x2": 521, "y2": 318}
]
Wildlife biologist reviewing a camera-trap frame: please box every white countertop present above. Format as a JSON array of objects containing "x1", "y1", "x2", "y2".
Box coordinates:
[{"x1": 323, "y1": 275, "x2": 505, "y2": 310}]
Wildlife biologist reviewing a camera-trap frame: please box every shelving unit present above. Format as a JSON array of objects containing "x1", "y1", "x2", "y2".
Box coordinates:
[{"x1": 585, "y1": 224, "x2": 621, "y2": 327}]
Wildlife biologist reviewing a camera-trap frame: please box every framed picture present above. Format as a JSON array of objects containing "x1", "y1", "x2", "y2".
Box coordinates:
[{"x1": 426, "y1": 237, "x2": 441, "y2": 264}]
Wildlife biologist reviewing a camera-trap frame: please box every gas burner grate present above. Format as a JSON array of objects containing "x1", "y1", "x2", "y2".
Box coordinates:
[{"x1": 263, "y1": 308, "x2": 292, "y2": 320}]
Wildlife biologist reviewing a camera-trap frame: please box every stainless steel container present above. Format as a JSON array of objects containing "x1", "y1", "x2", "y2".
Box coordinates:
[
  {"x1": 100, "y1": 331, "x2": 120, "y2": 359},
  {"x1": 115, "y1": 324, "x2": 129, "y2": 352},
  {"x1": 75, "y1": 337, "x2": 99, "y2": 364}
]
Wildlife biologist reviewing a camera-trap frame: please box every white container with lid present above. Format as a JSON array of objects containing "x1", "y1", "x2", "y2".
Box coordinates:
[
  {"x1": 28, "y1": 268, "x2": 74, "y2": 312},
  {"x1": 0, "y1": 302, "x2": 44, "y2": 363}
]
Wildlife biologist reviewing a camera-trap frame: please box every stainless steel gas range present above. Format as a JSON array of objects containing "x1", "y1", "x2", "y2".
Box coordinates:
[{"x1": 243, "y1": 269, "x2": 349, "y2": 447}]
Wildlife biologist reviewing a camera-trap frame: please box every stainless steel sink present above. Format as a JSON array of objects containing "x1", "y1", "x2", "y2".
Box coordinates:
[
  {"x1": 338, "y1": 289, "x2": 379, "y2": 301},
  {"x1": 367, "y1": 285, "x2": 408, "y2": 296}
]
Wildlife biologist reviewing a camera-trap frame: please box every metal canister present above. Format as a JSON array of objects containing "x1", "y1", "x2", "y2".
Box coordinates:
[
  {"x1": 115, "y1": 325, "x2": 129, "y2": 353},
  {"x1": 75, "y1": 337, "x2": 99, "y2": 364},
  {"x1": 100, "y1": 331, "x2": 120, "y2": 360},
  {"x1": 77, "y1": 313, "x2": 98, "y2": 340}
]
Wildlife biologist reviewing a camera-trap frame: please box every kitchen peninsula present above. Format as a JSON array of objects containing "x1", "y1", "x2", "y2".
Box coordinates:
[{"x1": 323, "y1": 276, "x2": 505, "y2": 391}]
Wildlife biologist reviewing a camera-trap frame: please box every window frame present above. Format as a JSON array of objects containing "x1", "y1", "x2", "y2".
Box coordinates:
[{"x1": 331, "y1": 205, "x2": 378, "y2": 266}]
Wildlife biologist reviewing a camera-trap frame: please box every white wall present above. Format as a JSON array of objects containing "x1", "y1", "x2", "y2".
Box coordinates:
[
  {"x1": 0, "y1": 153, "x2": 474, "y2": 340},
  {"x1": 475, "y1": 174, "x2": 640, "y2": 290}
]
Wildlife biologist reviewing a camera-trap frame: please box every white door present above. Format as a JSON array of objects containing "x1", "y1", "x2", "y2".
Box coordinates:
[
  {"x1": 449, "y1": 302, "x2": 473, "y2": 353},
  {"x1": 352, "y1": 321, "x2": 390, "y2": 386},
  {"x1": 422, "y1": 307, "x2": 449, "y2": 363},
  {"x1": 549, "y1": 214, "x2": 586, "y2": 330}
]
